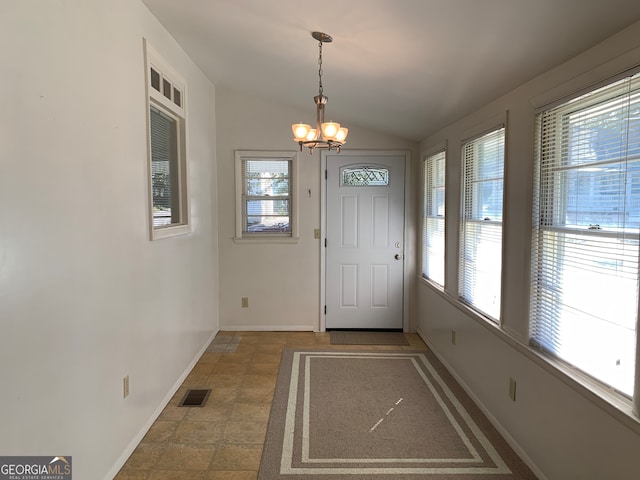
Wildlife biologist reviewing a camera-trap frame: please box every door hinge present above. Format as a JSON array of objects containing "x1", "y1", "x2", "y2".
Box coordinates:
[
  {"x1": 325, "y1": 169, "x2": 327, "y2": 179},
  {"x1": 324, "y1": 305, "x2": 327, "y2": 315},
  {"x1": 324, "y1": 238, "x2": 327, "y2": 248}
]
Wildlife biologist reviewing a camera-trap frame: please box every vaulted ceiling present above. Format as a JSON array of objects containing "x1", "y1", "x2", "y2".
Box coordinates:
[{"x1": 142, "y1": 0, "x2": 640, "y2": 141}]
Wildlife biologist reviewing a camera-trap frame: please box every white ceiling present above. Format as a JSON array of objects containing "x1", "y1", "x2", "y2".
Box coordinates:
[{"x1": 142, "y1": 0, "x2": 640, "y2": 141}]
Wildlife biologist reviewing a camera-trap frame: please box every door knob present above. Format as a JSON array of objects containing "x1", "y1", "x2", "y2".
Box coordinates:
[{"x1": 395, "y1": 254, "x2": 404, "y2": 260}]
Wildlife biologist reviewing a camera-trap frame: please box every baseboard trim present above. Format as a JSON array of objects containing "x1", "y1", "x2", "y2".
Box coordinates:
[
  {"x1": 104, "y1": 329, "x2": 218, "y2": 480},
  {"x1": 220, "y1": 325, "x2": 314, "y2": 332},
  {"x1": 416, "y1": 328, "x2": 548, "y2": 480}
]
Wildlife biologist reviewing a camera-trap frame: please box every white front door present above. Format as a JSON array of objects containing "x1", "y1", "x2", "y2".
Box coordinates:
[{"x1": 325, "y1": 153, "x2": 406, "y2": 330}]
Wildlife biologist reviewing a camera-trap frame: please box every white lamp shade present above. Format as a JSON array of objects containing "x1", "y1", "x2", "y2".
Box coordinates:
[
  {"x1": 306, "y1": 128, "x2": 318, "y2": 141},
  {"x1": 292, "y1": 123, "x2": 311, "y2": 141},
  {"x1": 321, "y1": 121, "x2": 340, "y2": 140},
  {"x1": 335, "y1": 127, "x2": 348, "y2": 142}
]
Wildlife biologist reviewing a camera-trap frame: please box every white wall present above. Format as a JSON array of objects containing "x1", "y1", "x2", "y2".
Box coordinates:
[
  {"x1": 215, "y1": 87, "x2": 418, "y2": 331},
  {"x1": 417, "y1": 20, "x2": 640, "y2": 479},
  {"x1": 0, "y1": 1, "x2": 218, "y2": 478}
]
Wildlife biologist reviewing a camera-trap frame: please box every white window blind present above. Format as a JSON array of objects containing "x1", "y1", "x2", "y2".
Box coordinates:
[
  {"x1": 459, "y1": 128, "x2": 505, "y2": 321},
  {"x1": 242, "y1": 158, "x2": 292, "y2": 234},
  {"x1": 150, "y1": 105, "x2": 180, "y2": 227},
  {"x1": 423, "y1": 150, "x2": 446, "y2": 286},
  {"x1": 531, "y1": 73, "x2": 640, "y2": 397}
]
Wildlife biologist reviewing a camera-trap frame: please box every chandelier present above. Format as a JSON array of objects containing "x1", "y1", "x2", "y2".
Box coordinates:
[{"x1": 292, "y1": 32, "x2": 348, "y2": 154}]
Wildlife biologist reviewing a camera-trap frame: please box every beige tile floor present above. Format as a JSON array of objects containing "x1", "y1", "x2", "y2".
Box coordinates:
[{"x1": 114, "y1": 331, "x2": 427, "y2": 480}]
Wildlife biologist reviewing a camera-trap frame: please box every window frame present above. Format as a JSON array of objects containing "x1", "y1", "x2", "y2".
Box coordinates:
[
  {"x1": 234, "y1": 150, "x2": 299, "y2": 244},
  {"x1": 422, "y1": 148, "x2": 447, "y2": 287},
  {"x1": 531, "y1": 72, "x2": 640, "y2": 403},
  {"x1": 144, "y1": 39, "x2": 190, "y2": 240},
  {"x1": 459, "y1": 126, "x2": 506, "y2": 322}
]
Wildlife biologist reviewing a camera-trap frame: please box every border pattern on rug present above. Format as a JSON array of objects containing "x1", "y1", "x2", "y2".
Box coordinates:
[{"x1": 259, "y1": 349, "x2": 537, "y2": 479}]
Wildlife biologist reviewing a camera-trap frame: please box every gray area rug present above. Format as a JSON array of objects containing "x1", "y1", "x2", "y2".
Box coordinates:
[
  {"x1": 329, "y1": 331, "x2": 410, "y2": 345},
  {"x1": 258, "y1": 349, "x2": 538, "y2": 479}
]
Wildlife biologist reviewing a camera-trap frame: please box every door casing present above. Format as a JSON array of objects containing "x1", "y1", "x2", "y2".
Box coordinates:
[{"x1": 320, "y1": 149, "x2": 411, "y2": 332}]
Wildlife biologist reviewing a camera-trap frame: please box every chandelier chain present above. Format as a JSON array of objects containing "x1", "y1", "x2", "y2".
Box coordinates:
[{"x1": 317, "y1": 40, "x2": 323, "y2": 96}]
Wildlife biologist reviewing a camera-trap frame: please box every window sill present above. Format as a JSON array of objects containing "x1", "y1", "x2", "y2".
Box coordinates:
[
  {"x1": 417, "y1": 275, "x2": 640, "y2": 434},
  {"x1": 151, "y1": 224, "x2": 191, "y2": 240},
  {"x1": 233, "y1": 236, "x2": 300, "y2": 245},
  {"x1": 517, "y1": 343, "x2": 640, "y2": 434},
  {"x1": 418, "y1": 274, "x2": 445, "y2": 293}
]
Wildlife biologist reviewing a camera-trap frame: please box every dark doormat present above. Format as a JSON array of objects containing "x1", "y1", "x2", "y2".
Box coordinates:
[{"x1": 329, "y1": 331, "x2": 410, "y2": 345}]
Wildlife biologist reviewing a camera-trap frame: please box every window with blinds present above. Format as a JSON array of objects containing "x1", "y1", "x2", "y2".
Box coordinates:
[
  {"x1": 145, "y1": 39, "x2": 189, "y2": 239},
  {"x1": 531, "y1": 72, "x2": 640, "y2": 397},
  {"x1": 234, "y1": 151, "x2": 298, "y2": 241},
  {"x1": 459, "y1": 128, "x2": 505, "y2": 321},
  {"x1": 422, "y1": 150, "x2": 446, "y2": 286},
  {"x1": 242, "y1": 158, "x2": 292, "y2": 234}
]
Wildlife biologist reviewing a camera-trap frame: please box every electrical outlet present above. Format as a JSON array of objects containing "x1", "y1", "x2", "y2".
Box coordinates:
[
  {"x1": 451, "y1": 330, "x2": 456, "y2": 346},
  {"x1": 123, "y1": 375, "x2": 130, "y2": 398},
  {"x1": 241, "y1": 297, "x2": 249, "y2": 308},
  {"x1": 508, "y1": 377, "x2": 517, "y2": 402}
]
